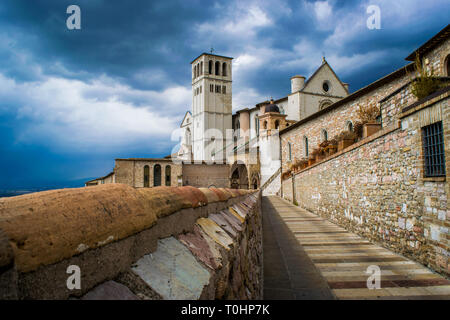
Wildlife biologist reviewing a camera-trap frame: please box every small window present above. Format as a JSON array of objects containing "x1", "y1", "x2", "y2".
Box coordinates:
[
  {"x1": 200, "y1": 85, "x2": 202, "y2": 94},
  {"x1": 288, "y1": 142, "x2": 292, "y2": 161},
  {"x1": 208, "y1": 60, "x2": 213, "y2": 74},
  {"x1": 422, "y1": 121, "x2": 446, "y2": 177},
  {"x1": 144, "y1": 165, "x2": 150, "y2": 188},
  {"x1": 445, "y1": 54, "x2": 450, "y2": 76},
  {"x1": 154, "y1": 165, "x2": 162, "y2": 186},
  {"x1": 304, "y1": 136, "x2": 309, "y2": 157},
  {"x1": 323, "y1": 81, "x2": 330, "y2": 92},
  {"x1": 215, "y1": 85, "x2": 221, "y2": 93},
  {"x1": 222, "y1": 85, "x2": 226, "y2": 94},
  {"x1": 215, "y1": 61, "x2": 220, "y2": 75},
  {"x1": 200, "y1": 61, "x2": 203, "y2": 75},
  {"x1": 275, "y1": 120, "x2": 280, "y2": 129},
  {"x1": 321, "y1": 129, "x2": 328, "y2": 142},
  {"x1": 222, "y1": 62, "x2": 227, "y2": 76},
  {"x1": 347, "y1": 121, "x2": 353, "y2": 132},
  {"x1": 165, "y1": 165, "x2": 171, "y2": 186},
  {"x1": 263, "y1": 121, "x2": 267, "y2": 129}
]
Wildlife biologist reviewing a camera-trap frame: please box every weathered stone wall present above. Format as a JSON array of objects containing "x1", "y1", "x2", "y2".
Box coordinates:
[
  {"x1": 281, "y1": 68, "x2": 413, "y2": 173},
  {"x1": 423, "y1": 37, "x2": 450, "y2": 76},
  {"x1": 182, "y1": 163, "x2": 230, "y2": 188},
  {"x1": 0, "y1": 184, "x2": 262, "y2": 299},
  {"x1": 282, "y1": 177, "x2": 293, "y2": 202},
  {"x1": 262, "y1": 171, "x2": 281, "y2": 196},
  {"x1": 282, "y1": 93, "x2": 449, "y2": 276},
  {"x1": 115, "y1": 159, "x2": 182, "y2": 187}
]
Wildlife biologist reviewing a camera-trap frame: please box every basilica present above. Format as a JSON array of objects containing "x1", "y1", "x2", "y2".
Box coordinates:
[
  {"x1": 86, "y1": 48, "x2": 352, "y2": 192},
  {"x1": 86, "y1": 24, "x2": 450, "y2": 202}
]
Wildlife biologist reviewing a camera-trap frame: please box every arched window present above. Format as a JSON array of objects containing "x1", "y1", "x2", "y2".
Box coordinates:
[
  {"x1": 215, "y1": 61, "x2": 220, "y2": 75},
  {"x1": 255, "y1": 117, "x2": 260, "y2": 136},
  {"x1": 154, "y1": 164, "x2": 161, "y2": 187},
  {"x1": 144, "y1": 165, "x2": 150, "y2": 188},
  {"x1": 263, "y1": 121, "x2": 268, "y2": 129},
  {"x1": 185, "y1": 127, "x2": 191, "y2": 145},
  {"x1": 288, "y1": 142, "x2": 292, "y2": 161},
  {"x1": 322, "y1": 80, "x2": 331, "y2": 92},
  {"x1": 346, "y1": 121, "x2": 353, "y2": 132},
  {"x1": 321, "y1": 129, "x2": 328, "y2": 142},
  {"x1": 208, "y1": 60, "x2": 213, "y2": 74},
  {"x1": 319, "y1": 99, "x2": 332, "y2": 110},
  {"x1": 303, "y1": 136, "x2": 309, "y2": 157},
  {"x1": 200, "y1": 61, "x2": 203, "y2": 75},
  {"x1": 222, "y1": 62, "x2": 227, "y2": 76},
  {"x1": 165, "y1": 166, "x2": 171, "y2": 186},
  {"x1": 275, "y1": 120, "x2": 280, "y2": 130},
  {"x1": 445, "y1": 54, "x2": 450, "y2": 76}
]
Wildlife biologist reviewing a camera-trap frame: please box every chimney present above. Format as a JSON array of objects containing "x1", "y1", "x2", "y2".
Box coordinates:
[{"x1": 291, "y1": 75, "x2": 305, "y2": 93}]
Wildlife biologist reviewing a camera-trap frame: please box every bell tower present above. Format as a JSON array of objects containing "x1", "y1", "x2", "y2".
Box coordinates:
[{"x1": 191, "y1": 52, "x2": 233, "y2": 162}]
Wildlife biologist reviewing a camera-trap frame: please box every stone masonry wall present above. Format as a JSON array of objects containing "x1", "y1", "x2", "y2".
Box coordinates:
[
  {"x1": 115, "y1": 159, "x2": 182, "y2": 187},
  {"x1": 281, "y1": 70, "x2": 413, "y2": 173},
  {"x1": 182, "y1": 163, "x2": 230, "y2": 188},
  {"x1": 262, "y1": 171, "x2": 281, "y2": 196},
  {"x1": 282, "y1": 94, "x2": 449, "y2": 276},
  {"x1": 423, "y1": 37, "x2": 450, "y2": 77},
  {"x1": 0, "y1": 184, "x2": 262, "y2": 299}
]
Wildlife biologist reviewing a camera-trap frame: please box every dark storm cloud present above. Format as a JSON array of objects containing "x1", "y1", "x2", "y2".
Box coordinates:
[{"x1": 0, "y1": 0, "x2": 448, "y2": 189}]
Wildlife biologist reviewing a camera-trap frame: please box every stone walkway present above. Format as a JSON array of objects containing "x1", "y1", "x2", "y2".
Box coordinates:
[{"x1": 262, "y1": 196, "x2": 450, "y2": 300}]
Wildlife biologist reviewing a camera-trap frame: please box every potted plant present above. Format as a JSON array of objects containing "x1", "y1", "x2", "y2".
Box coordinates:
[
  {"x1": 298, "y1": 159, "x2": 308, "y2": 170},
  {"x1": 320, "y1": 139, "x2": 337, "y2": 157},
  {"x1": 289, "y1": 161, "x2": 297, "y2": 173},
  {"x1": 309, "y1": 148, "x2": 323, "y2": 163},
  {"x1": 282, "y1": 169, "x2": 292, "y2": 180},
  {"x1": 410, "y1": 52, "x2": 444, "y2": 100},
  {"x1": 353, "y1": 121, "x2": 364, "y2": 140},
  {"x1": 307, "y1": 154, "x2": 315, "y2": 166},
  {"x1": 337, "y1": 130, "x2": 357, "y2": 151},
  {"x1": 356, "y1": 104, "x2": 381, "y2": 138}
]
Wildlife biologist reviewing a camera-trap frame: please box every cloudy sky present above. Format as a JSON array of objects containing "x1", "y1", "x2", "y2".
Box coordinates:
[{"x1": 0, "y1": 0, "x2": 448, "y2": 189}]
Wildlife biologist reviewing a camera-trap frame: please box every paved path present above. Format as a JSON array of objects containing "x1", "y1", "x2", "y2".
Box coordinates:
[{"x1": 262, "y1": 196, "x2": 450, "y2": 300}]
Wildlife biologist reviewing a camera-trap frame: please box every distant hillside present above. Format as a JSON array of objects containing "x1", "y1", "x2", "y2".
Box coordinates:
[{"x1": 0, "y1": 177, "x2": 95, "y2": 198}]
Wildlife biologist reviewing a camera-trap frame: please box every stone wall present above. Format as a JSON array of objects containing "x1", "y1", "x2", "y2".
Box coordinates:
[
  {"x1": 280, "y1": 67, "x2": 413, "y2": 173},
  {"x1": 182, "y1": 163, "x2": 230, "y2": 188},
  {"x1": 115, "y1": 159, "x2": 182, "y2": 187},
  {"x1": 262, "y1": 170, "x2": 281, "y2": 196},
  {"x1": 281, "y1": 93, "x2": 449, "y2": 276},
  {"x1": 0, "y1": 184, "x2": 262, "y2": 299},
  {"x1": 423, "y1": 37, "x2": 450, "y2": 76}
]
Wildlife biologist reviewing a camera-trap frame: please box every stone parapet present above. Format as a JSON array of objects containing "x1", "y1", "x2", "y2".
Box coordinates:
[{"x1": 0, "y1": 184, "x2": 261, "y2": 299}]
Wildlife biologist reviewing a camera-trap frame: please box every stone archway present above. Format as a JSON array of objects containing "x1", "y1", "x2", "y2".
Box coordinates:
[
  {"x1": 230, "y1": 162, "x2": 249, "y2": 189},
  {"x1": 251, "y1": 173, "x2": 260, "y2": 190}
]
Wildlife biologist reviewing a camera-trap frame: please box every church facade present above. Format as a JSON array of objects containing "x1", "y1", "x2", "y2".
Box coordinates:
[{"x1": 86, "y1": 24, "x2": 450, "y2": 242}]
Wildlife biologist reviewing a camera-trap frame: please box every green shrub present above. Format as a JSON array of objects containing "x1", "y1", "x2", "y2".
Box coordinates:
[{"x1": 410, "y1": 53, "x2": 443, "y2": 100}]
